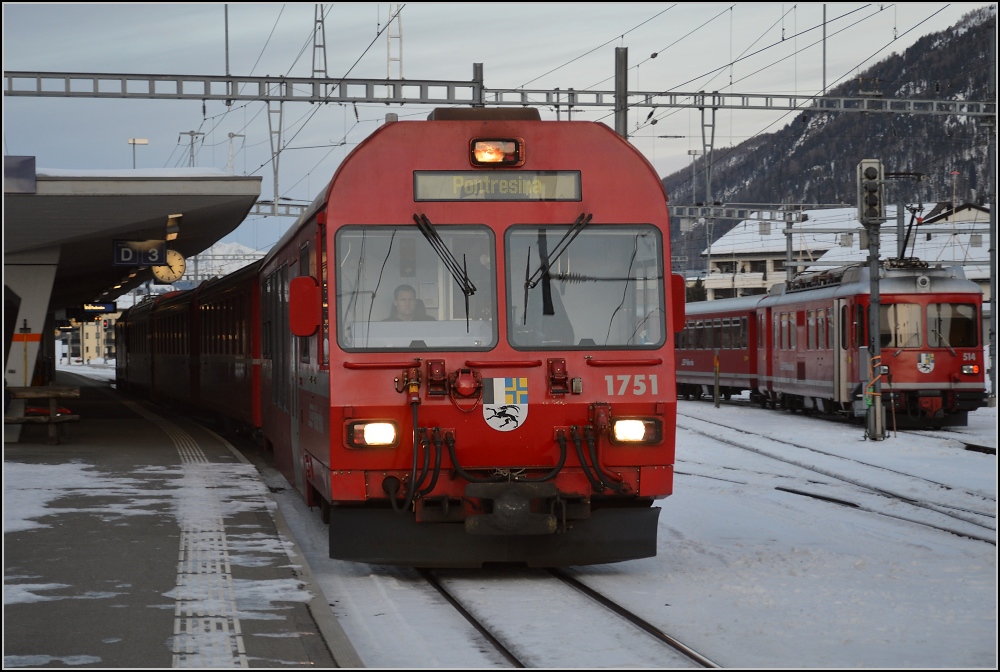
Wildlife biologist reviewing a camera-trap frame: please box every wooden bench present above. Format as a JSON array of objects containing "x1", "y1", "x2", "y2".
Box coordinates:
[{"x1": 5, "y1": 386, "x2": 81, "y2": 444}]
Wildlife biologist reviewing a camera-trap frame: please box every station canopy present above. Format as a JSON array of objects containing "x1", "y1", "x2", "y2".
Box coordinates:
[{"x1": 4, "y1": 157, "x2": 262, "y2": 313}]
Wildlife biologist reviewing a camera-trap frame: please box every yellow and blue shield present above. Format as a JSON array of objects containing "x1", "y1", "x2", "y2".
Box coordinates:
[{"x1": 483, "y1": 377, "x2": 528, "y2": 431}]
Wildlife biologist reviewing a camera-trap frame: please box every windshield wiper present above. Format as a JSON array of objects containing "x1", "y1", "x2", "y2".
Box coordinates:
[
  {"x1": 413, "y1": 214, "x2": 477, "y2": 329},
  {"x1": 931, "y1": 328, "x2": 957, "y2": 356},
  {"x1": 523, "y1": 213, "x2": 592, "y2": 320},
  {"x1": 891, "y1": 331, "x2": 921, "y2": 357}
]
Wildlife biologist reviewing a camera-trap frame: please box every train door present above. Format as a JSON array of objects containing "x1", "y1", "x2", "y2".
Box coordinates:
[
  {"x1": 853, "y1": 300, "x2": 870, "y2": 414},
  {"x1": 834, "y1": 298, "x2": 868, "y2": 409},
  {"x1": 116, "y1": 321, "x2": 127, "y2": 391},
  {"x1": 289, "y1": 256, "x2": 305, "y2": 495},
  {"x1": 757, "y1": 307, "x2": 771, "y2": 399},
  {"x1": 266, "y1": 262, "x2": 304, "y2": 493},
  {"x1": 833, "y1": 298, "x2": 848, "y2": 402}
]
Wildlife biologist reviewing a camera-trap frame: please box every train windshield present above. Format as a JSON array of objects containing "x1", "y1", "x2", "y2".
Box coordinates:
[
  {"x1": 927, "y1": 303, "x2": 978, "y2": 348},
  {"x1": 879, "y1": 303, "x2": 922, "y2": 348},
  {"x1": 506, "y1": 224, "x2": 665, "y2": 349},
  {"x1": 336, "y1": 225, "x2": 496, "y2": 351}
]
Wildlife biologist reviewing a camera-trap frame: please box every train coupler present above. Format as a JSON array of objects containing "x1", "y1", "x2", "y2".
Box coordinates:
[
  {"x1": 415, "y1": 496, "x2": 464, "y2": 523},
  {"x1": 464, "y1": 482, "x2": 558, "y2": 535}
]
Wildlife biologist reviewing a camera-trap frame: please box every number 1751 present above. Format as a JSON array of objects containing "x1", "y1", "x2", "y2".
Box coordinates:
[{"x1": 605, "y1": 374, "x2": 658, "y2": 396}]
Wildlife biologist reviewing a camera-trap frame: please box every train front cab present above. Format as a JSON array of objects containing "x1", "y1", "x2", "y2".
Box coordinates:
[
  {"x1": 846, "y1": 268, "x2": 987, "y2": 427},
  {"x1": 265, "y1": 109, "x2": 686, "y2": 567},
  {"x1": 761, "y1": 265, "x2": 987, "y2": 426}
]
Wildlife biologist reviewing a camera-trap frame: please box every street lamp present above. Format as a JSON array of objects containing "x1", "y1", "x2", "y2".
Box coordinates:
[{"x1": 128, "y1": 138, "x2": 148, "y2": 169}]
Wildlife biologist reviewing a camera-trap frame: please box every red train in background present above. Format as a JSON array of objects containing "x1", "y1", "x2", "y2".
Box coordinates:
[
  {"x1": 676, "y1": 261, "x2": 988, "y2": 428},
  {"x1": 117, "y1": 107, "x2": 687, "y2": 567}
]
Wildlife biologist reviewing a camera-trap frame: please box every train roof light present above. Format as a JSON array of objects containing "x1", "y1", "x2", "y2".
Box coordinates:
[{"x1": 471, "y1": 139, "x2": 523, "y2": 166}]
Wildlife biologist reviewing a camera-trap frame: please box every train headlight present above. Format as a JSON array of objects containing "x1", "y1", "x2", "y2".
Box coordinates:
[
  {"x1": 962, "y1": 365, "x2": 980, "y2": 375},
  {"x1": 610, "y1": 418, "x2": 662, "y2": 444},
  {"x1": 348, "y1": 422, "x2": 398, "y2": 448},
  {"x1": 879, "y1": 365, "x2": 890, "y2": 375}
]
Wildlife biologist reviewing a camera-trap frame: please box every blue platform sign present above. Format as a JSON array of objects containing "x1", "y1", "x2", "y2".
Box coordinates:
[
  {"x1": 114, "y1": 240, "x2": 166, "y2": 266},
  {"x1": 83, "y1": 302, "x2": 117, "y2": 316}
]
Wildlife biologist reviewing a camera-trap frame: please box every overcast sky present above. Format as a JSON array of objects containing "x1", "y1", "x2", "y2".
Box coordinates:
[{"x1": 3, "y1": 2, "x2": 993, "y2": 251}]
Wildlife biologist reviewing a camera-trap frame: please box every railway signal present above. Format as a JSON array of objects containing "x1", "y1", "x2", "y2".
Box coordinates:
[{"x1": 857, "y1": 159, "x2": 886, "y2": 226}]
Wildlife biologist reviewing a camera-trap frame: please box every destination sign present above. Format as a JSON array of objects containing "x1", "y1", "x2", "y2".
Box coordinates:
[
  {"x1": 414, "y1": 171, "x2": 581, "y2": 201},
  {"x1": 83, "y1": 302, "x2": 117, "y2": 314}
]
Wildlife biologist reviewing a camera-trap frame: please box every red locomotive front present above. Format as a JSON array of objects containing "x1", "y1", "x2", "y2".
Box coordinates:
[{"x1": 264, "y1": 108, "x2": 684, "y2": 567}]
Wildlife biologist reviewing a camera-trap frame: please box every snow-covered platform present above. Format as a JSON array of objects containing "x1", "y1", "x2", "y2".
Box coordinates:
[{"x1": 3, "y1": 370, "x2": 361, "y2": 668}]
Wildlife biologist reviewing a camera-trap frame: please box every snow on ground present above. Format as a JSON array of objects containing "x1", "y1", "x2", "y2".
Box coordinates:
[{"x1": 27, "y1": 363, "x2": 998, "y2": 667}]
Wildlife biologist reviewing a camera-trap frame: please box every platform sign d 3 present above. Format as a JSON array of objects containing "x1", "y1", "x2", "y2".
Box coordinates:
[{"x1": 113, "y1": 240, "x2": 166, "y2": 267}]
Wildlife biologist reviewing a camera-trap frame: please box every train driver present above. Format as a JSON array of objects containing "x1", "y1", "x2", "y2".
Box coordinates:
[{"x1": 385, "y1": 284, "x2": 435, "y2": 321}]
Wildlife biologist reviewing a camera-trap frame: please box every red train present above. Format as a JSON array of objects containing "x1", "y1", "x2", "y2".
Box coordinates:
[
  {"x1": 117, "y1": 107, "x2": 687, "y2": 567},
  {"x1": 676, "y1": 262, "x2": 988, "y2": 427},
  {"x1": 117, "y1": 260, "x2": 262, "y2": 428}
]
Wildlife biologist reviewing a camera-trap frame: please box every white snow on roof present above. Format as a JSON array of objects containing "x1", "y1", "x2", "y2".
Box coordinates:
[
  {"x1": 706, "y1": 203, "x2": 991, "y2": 281},
  {"x1": 36, "y1": 167, "x2": 232, "y2": 178},
  {"x1": 705, "y1": 206, "x2": 899, "y2": 257}
]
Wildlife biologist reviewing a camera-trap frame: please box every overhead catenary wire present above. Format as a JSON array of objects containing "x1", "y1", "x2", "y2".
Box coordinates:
[{"x1": 635, "y1": 3, "x2": 958, "y2": 203}]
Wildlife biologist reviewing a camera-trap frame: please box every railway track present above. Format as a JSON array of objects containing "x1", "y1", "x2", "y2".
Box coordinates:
[
  {"x1": 896, "y1": 427, "x2": 997, "y2": 455},
  {"x1": 676, "y1": 412, "x2": 996, "y2": 545},
  {"x1": 687, "y1": 395, "x2": 996, "y2": 454},
  {"x1": 418, "y1": 567, "x2": 719, "y2": 668}
]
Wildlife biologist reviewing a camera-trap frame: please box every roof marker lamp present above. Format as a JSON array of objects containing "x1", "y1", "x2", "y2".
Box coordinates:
[{"x1": 471, "y1": 139, "x2": 522, "y2": 166}]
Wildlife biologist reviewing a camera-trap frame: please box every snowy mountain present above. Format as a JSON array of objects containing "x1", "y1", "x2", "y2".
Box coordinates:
[{"x1": 666, "y1": 7, "x2": 996, "y2": 275}]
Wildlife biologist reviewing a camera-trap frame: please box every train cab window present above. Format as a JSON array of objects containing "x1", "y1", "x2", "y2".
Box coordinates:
[
  {"x1": 928, "y1": 303, "x2": 977, "y2": 348},
  {"x1": 507, "y1": 224, "x2": 665, "y2": 349},
  {"x1": 879, "y1": 303, "x2": 922, "y2": 349},
  {"x1": 337, "y1": 225, "x2": 496, "y2": 351}
]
